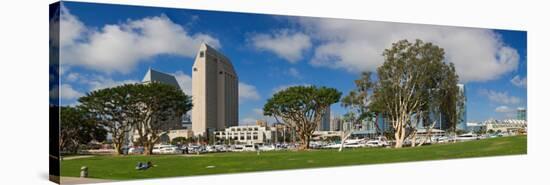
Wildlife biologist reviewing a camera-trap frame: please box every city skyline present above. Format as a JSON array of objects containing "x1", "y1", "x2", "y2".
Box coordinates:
[{"x1": 57, "y1": 2, "x2": 527, "y2": 123}]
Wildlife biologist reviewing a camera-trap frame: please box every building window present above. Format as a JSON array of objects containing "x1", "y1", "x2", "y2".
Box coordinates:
[
  {"x1": 200, "y1": 51, "x2": 204, "y2": 58},
  {"x1": 193, "y1": 68, "x2": 198, "y2": 72}
]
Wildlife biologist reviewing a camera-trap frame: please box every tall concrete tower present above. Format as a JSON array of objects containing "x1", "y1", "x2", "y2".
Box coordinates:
[
  {"x1": 317, "y1": 106, "x2": 331, "y2": 131},
  {"x1": 191, "y1": 43, "x2": 238, "y2": 136},
  {"x1": 457, "y1": 84, "x2": 467, "y2": 131}
]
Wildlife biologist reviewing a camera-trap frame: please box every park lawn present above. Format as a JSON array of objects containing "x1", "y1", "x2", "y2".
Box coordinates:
[{"x1": 60, "y1": 135, "x2": 526, "y2": 180}]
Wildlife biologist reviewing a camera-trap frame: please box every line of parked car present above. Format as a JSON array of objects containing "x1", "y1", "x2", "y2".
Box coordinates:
[
  {"x1": 126, "y1": 143, "x2": 291, "y2": 154},
  {"x1": 124, "y1": 132, "x2": 508, "y2": 155},
  {"x1": 319, "y1": 138, "x2": 389, "y2": 149}
]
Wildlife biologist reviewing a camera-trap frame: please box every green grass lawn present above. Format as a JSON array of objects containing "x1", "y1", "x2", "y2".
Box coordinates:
[{"x1": 61, "y1": 135, "x2": 526, "y2": 180}]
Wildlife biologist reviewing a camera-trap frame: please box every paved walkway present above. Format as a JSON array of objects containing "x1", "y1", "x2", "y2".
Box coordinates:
[
  {"x1": 60, "y1": 177, "x2": 115, "y2": 185},
  {"x1": 62, "y1": 155, "x2": 95, "y2": 160}
]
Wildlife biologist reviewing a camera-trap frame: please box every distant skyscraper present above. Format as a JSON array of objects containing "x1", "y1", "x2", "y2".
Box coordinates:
[
  {"x1": 330, "y1": 115, "x2": 342, "y2": 131},
  {"x1": 457, "y1": 84, "x2": 467, "y2": 131},
  {"x1": 317, "y1": 106, "x2": 331, "y2": 131},
  {"x1": 431, "y1": 83, "x2": 467, "y2": 131},
  {"x1": 517, "y1": 107, "x2": 526, "y2": 121},
  {"x1": 191, "y1": 43, "x2": 239, "y2": 136},
  {"x1": 142, "y1": 68, "x2": 181, "y2": 89}
]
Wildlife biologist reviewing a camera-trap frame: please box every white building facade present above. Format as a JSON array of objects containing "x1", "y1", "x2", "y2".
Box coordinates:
[
  {"x1": 214, "y1": 125, "x2": 276, "y2": 144},
  {"x1": 484, "y1": 119, "x2": 527, "y2": 133}
]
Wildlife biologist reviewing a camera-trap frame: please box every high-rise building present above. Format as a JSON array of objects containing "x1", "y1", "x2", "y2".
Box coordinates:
[
  {"x1": 192, "y1": 43, "x2": 239, "y2": 136},
  {"x1": 457, "y1": 84, "x2": 467, "y2": 131},
  {"x1": 142, "y1": 68, "x2": 181, "y2": 89},
  {"x1": 317, "y1": 106, "x2": 331, "y2": 131},
  {"x1": 517, "y1": 107, "x2": 526, "y2": 121},
  {"x1": 329, "y1": 115, "x2": 342, "y2": 131}
]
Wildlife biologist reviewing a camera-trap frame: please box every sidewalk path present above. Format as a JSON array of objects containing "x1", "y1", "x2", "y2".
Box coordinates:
[
  {"x1": 62, "y1": 155, "x2": 95, "y2": 160},
  {"x1": 61, "y1": 177, "x2": 115, "y2": 185}
]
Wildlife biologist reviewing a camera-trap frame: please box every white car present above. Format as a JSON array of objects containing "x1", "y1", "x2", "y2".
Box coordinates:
[
  {"x1": 323, "y1": 143, "x2": 341, "y2": 149},
  {"x1": 433, "y1": 136, "x2": 450, "y2": 143},
  {"x1": 153, "y1": 145, "x2": 182, "y2": 154},
  {"x1": 243, "y1": 144, "x2": 256, "y2": 152},
  {"x1": 343, "y1": 142, "x2": 366, "y2": 148},
  {"x1": 129, "y1": 146, "x2": 144, "y2": 154},
  {"x1": 231, "y1": 145, "x2": 245, "y2": 152},
  {"x1": 365, "y1": 140, "x2": 388, "y2": 147},
  {"x1": 259, "y1": 145, "x2": 276, "y2": 151},
  {"x1": 206, "y1": 145, "x2": 223, "y2": 153},
  {"x1": 455, "y1": 133, "x2": 479, "y2": 141}
]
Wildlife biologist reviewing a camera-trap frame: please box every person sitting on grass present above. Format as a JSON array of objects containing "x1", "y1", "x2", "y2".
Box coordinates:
[{"x1": 135, "y1": 161, "x2": 154, "y2": 170}]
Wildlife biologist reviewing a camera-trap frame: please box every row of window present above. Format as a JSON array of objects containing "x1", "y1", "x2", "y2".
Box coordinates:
[
  {"x1": 215, "y1": 136, "x2": 259, "y2": 140},
  {"x1": 215, "y1": 132, "x2": 260, "y2": 135},
  {"x1": 230, "y1": 127, "x2": 259, "y2": 131}
]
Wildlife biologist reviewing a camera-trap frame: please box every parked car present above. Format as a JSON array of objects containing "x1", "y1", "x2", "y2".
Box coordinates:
[
  {"x1": 433, "y1": 136, "x2": 450, "y2": 143},
  {"x1": 129, "y1": 146, "x2": 144, "y2": 154},
  {"x1": 243, "y1": 144, "x2": 257, "y2": 152},
  {"x1": 365, "y1": 140, "x2": 388, "y2": 147},
  {"x1": 231, "y1": 145, "x2": 245, "y2": 152},
  {"x1": 205, "y1": 145, "x2": 217, "y2": 153},
  {"x1": 259, "y1": 145, "x2": 276, "y2": 151},
  {"x1": 214, "y1": 145, "x2": 228, "y2": 152},
  {"x1": 152, "y1": 145, "x2": 182, "y2": 154},
  {"x1": 343, "y1": 142, "x2": 365, "y2": 148}
]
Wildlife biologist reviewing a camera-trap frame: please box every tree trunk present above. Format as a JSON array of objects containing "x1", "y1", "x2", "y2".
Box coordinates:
[
  {"x1": 339, "y1": 131, "x2": 351, "y2": 152},
  {"x1": 306, "y1": 137, "x2": 310, "y2": 150},
  {"x1": 113, "y1": 143, "x2": 122, "y2": 156},
  {"x1": 144, "y1": 142, "x2": 154, "y2": 155},
  {"x1": 411, "y1": 131, "x2": 417, "y2": 147},
  {"x1": 298, "y1": 133, "x2": 309, "y2": 150},
  {"x1": 394, "y1": 131, "x2": 403, "y2": 148}
]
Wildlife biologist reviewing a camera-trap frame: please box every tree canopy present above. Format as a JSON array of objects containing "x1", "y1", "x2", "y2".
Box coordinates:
[
  {"x1": 263, "y1": 86, "x2": 341, "y2": 150},
  {"x1": 60, "y1": 106, "x2": 107, "y2": 154},
  {"x1": 131, "y1": 82, "x2": 193, "y2": 155},
  {"x1": 78, "y1": 82, "x2": 192, "y2": 155},
  {"x1": 370, "y1": 39, "x2": 460, "y2": 148}
]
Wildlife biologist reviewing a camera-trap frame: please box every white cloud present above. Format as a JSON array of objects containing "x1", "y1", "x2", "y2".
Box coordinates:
[
  {"x1": 272, "y1": 83, "x2": 311, "y2": 94},
  {"x1": 59, "y1": 5, "x2": 86, "y2": 48},
  {"x1": 495, "y1": 105, "x2": 513, "y2": 113},
  {"x1": 239, "y1": 82, "x2": 260, "y2": 103},
  {"x1": 250, "y1": 29, "x2": 311, "y2": 63},
  {"x1": 298, "y1": 18, "x2": 520, "y2": 82},
  {"x1": 510, "y1": 75, "x2": 527, "y2": 88},
  {"x1": 479, "y1": 89, "x2": 521, "y2": 105},
  {"x1": 173, "y1": 71, "x2": 192, "y2": 95},
  {"x1": 494, "y1": 105, "x2": 517, "y2": 119},
  {"x1": 60, "y1": 6, "x2": 221, "y2": 74},
  {"x1": 240, "y1": 117, "x2": 258, "y2": 125},
  {"x1": 286, "y1": 67, "x2": 302, "y2": 78},
  {"x1": 75, "y1": 74, "x2": 139, "y2": 91},
  {"x1": 252, "y1": 108, "x2": 264, "y2": 115},
  {"x1": 65, "y1": 72, "x2": 80, "y2": 82},
  {"x1": 59, "y1": 84, "x2": 84, "y2": 100}
]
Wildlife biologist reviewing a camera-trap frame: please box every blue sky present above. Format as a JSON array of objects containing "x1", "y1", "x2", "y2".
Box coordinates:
[{"x1": 56, "y1": 2, "x2": 527, "y2": 124}]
